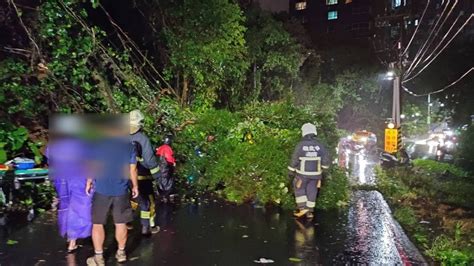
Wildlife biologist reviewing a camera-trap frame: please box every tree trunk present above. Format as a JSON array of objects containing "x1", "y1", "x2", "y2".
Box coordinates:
[
  {"x1": 92, "y1": 70, "x2": 118, "y2": 113},
  {"x1": 181, "y1": 74, "x2": 189, "y2": 106}
]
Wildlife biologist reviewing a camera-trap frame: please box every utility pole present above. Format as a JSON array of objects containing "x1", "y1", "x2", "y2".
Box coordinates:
[
  {"x1": 392, "y1": 73, "x2": 401, "y2": 128},
  {"x1": 427, "y1": 93, "x2": 431, "y2": 128}
]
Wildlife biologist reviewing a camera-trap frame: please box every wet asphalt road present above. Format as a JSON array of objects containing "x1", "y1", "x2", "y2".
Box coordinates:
[{"x1": 0, "y1": 152, "x2": 425, "y2": 265}]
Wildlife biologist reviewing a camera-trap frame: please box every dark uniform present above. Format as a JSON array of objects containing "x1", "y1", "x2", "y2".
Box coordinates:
[
  {"x1": 130, "y1": 131, "x2": 160, "y2": 230},
  {"x1": 288, "y1": 134, "x2": 330, "y2": 213}
]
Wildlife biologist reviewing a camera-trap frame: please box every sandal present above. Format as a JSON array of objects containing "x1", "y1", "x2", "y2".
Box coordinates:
[{"x1": 67, "y1": 245, "x2": 79, "y2": 253}]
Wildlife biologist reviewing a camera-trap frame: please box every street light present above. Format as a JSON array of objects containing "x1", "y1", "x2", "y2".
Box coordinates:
[{"x1": 385, "y1": 71, "x2": 395, "y2": 80}]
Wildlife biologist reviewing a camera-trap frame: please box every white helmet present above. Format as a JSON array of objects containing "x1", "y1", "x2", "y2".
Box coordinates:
[
  {"x1": 129, "y1": 109, "x2": 144, "y2": 134},
  {"x1": 301, "y1": 123, "x2": 317, "y2": 137}
]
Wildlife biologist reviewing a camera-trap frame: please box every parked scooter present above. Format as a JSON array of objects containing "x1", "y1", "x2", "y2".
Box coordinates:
[{"x1": 380, "y1": 148, "x2": 411, "y2": 169}]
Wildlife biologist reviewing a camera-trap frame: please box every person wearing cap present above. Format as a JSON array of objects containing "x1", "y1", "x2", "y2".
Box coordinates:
[
  {"x1": 129, "y1": 110, "x2": 161, "y2": 235},
  {"x1": 288, "y1": 123, "x2": 330, "y2": 219}
]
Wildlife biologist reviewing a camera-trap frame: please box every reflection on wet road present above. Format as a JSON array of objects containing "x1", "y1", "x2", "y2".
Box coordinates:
[
  {"x1": 0, "y1": 152, "x2": 425, "y2": 265},
  {"x1": 345, "y1": 191, "x2": 425, "y2": 264},
  {"x1": 344, "y1": 150, "x2": 425, "y2": 265}
]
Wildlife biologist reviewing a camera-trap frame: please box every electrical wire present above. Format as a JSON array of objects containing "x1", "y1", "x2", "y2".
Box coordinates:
[
  {"x1": 403, "y1": 0, "x2": 452, "y2": 77},
  {"x1": 402, "y1": 0, "x2": 431, "y2": 56},
  {"x1": 403, "y1": 14, "x2": 474, "y2": 83},
  {"x1": 404, "y1": 0, "x2": 459, "y2": 78},
  {"x1": 402, "y1": 67, "x2": 474, "y2": 97}
]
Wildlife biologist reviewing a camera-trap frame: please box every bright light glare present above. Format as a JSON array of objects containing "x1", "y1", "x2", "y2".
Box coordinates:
[
  {"x1": 400, "y1": 114, "x2": 406, "y2": 119},
  {"x1": 387, "y1": 122, "x2": 395, "y2": 129},
  {"x1": 427, "y1": 140, "x2": 439, "y2": 147},
  {"x1": 386, "y1": 71, "x2": 395, "y2": 77}
]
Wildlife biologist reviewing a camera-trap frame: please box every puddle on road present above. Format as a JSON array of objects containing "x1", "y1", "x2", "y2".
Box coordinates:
[
  {"x1": 1, "y1": 151, "x2": 425, "y2": 265},
  {"x1": 1, "y1": 201, "x2": 349, "y2": 265}
]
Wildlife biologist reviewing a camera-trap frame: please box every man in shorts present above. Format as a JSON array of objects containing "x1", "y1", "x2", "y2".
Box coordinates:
[{"x1": 86, "y1": 123, "x2": 139, "y2": 265}]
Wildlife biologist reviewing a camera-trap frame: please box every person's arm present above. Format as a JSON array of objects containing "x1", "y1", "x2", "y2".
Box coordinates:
[
  {"x1": 288, "y1": 142, "x2": 302, "y2": 176},
  {"x1": 321, "y1": 145, "x2": 331, "y2": 171},
  {"x1": 130, "y1": 163, "x2": 139, "y2": 198},
  {"x1": 86, "y1": 178, "x2": 93, "y2": 196},
  {"x1": 140, "y1": 135, "x2": 160, "y2": 178}
]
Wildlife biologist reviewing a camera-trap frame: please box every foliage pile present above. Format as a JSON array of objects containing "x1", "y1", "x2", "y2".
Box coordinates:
[
  {"x1": 376, "y1": 160, "x2": 474, "y2": 264},
  {"x1": 172, "y1": 101, "x2": 347, "y2": 209}
]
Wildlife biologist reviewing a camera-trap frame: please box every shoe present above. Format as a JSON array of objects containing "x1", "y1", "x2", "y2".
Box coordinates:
[
  {"x1": 150, "y1": 226, "x2": 161, "y2": 234},
  {"x1": 116, "y1": 249, "x2": 127, "y2": 263},
  {"x1": 293, "y1": 209, "x2": 309, "y2": 218},
  {"x1": 142, "y1": 225, "x2": 151, "y2": 235},
  {"x1": 86, "y1": 255, "x2": 105, "y2": 266},
  {"x1": 306, "y1": 212, "x2": 314, "y2": 219}
]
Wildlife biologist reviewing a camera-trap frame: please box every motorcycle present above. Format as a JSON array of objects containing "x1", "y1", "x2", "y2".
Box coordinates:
[{"x1": 380, "y1": 150, "x2": 411, "y2": 169}]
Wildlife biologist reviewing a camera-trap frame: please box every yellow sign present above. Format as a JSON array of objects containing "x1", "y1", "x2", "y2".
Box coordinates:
[{"x1": 384, "y1": 128, "x2": 398, "y2": 153}]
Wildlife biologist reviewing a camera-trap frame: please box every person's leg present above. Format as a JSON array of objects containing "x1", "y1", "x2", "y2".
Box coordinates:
[
  {"x1": 294, "y1": 177, "x2": 310, "y2": 217},
  {"x1": 305, "y1": 179, "x2": 318, "y2": 216},
  {"x1": 68, "y1": 239, "x2": 77, "y2": 251},
  {"x1": 137, "y1": 180, "x2": 151, "y2": 234},
  {"x1": 87, "y1": 193, "x2": 110, "y2": 265},
  {"x1": 112, "y1": 194, "x2": 134, "y2": 262},
  {"x1": 115, "y1": 223, "x2": 128, "y2": 249},
  {"x1": 91, "y1": 224, "x2": 105, "y2": 252}
]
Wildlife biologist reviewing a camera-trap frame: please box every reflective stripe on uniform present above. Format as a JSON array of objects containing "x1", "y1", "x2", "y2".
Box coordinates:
[
  {"x1": 138, "y1": 175, "x2": 152, "y2": 180},
  {"x1": 136, "y1": 156, "x2": 144, "y2": 162},
  {"x1": 140, "y1": 210, "x2": 150, "y2": 219},
  {"x1": 150, "y1": 166, "x2": 160, "y2": 175},
  {"x1": 297, "y1": 156, "x2": 322, "y2": 175},
  {"x1": 295, "y1": 195, "x2": 307, "y2": 203},
  {"x1": 149, "y1": 194, "x2": 156, "y2": 227},
  {"x1": 306, "y1": 201, "x2": 316, "y2": 208}
]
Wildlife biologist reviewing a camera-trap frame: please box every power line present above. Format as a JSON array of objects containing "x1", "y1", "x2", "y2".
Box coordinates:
[
  {"x1": 403, "y1": 0, "x2": 453, "y2": 77},
  {"x1": 404, "y1": 0, "x2": 460, "y2": 78},
  {"x1": 402, "y1": 67, "x2": 474, "y2": 97},
  {"x1": 403, "y1": 13, "x2": 474, "y2": 83},
  {"x1": 402, "y1": 0, "x2": 431, "y2": 56}
]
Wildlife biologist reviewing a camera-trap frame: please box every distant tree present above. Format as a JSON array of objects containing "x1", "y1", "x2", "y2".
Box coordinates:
[
  {"x1": 163, "y1": 0, "x2": 249, "y2": 107},
  {"x1": 243, "y1": 8, "x2": 304, "y2": 102}
]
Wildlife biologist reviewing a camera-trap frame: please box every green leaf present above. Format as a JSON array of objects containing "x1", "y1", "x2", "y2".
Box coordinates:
[
  {"x1": 289, "y1": 257, "x2": 302, "y2": 262},
  {"x1": 7, "y1": 239, "x2": 18, "y2": 245}
]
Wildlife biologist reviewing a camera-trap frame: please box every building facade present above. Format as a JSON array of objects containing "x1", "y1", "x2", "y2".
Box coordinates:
[
  {"x1": 289, "y1": 0, "x2": 378, "y2": 46},
  {"x1": 288, "y1": 0, "x2": 458, "y2": 51}
]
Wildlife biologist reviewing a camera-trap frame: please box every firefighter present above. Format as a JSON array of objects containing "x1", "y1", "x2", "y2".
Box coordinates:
[
  {"x1": 129, "y1": 110, "x2": 161, "y2": 235},
  {"x1": 155, "y1": 134, "x2": 176, "y2": 201},
  {"x1": 288, "y1": 123, "x2": 330, "y2": 219}
]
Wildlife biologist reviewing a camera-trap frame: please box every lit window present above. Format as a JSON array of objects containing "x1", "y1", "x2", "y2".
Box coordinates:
[
  {"x1": 393, "y1": 0, "x2": 402, "y2": 8},
  {"x1": 414, "y1": 19, "x2": 419, "y2": 26},
  {"x1": 295, "y1": 1, "x2": 307, "y2": 10},
  {"x1": 326, "y1": 0, "x2": 338, "y2": 5},
  {"x1": 328, "y1": 11, "x2": 338, "y2": 20}
]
